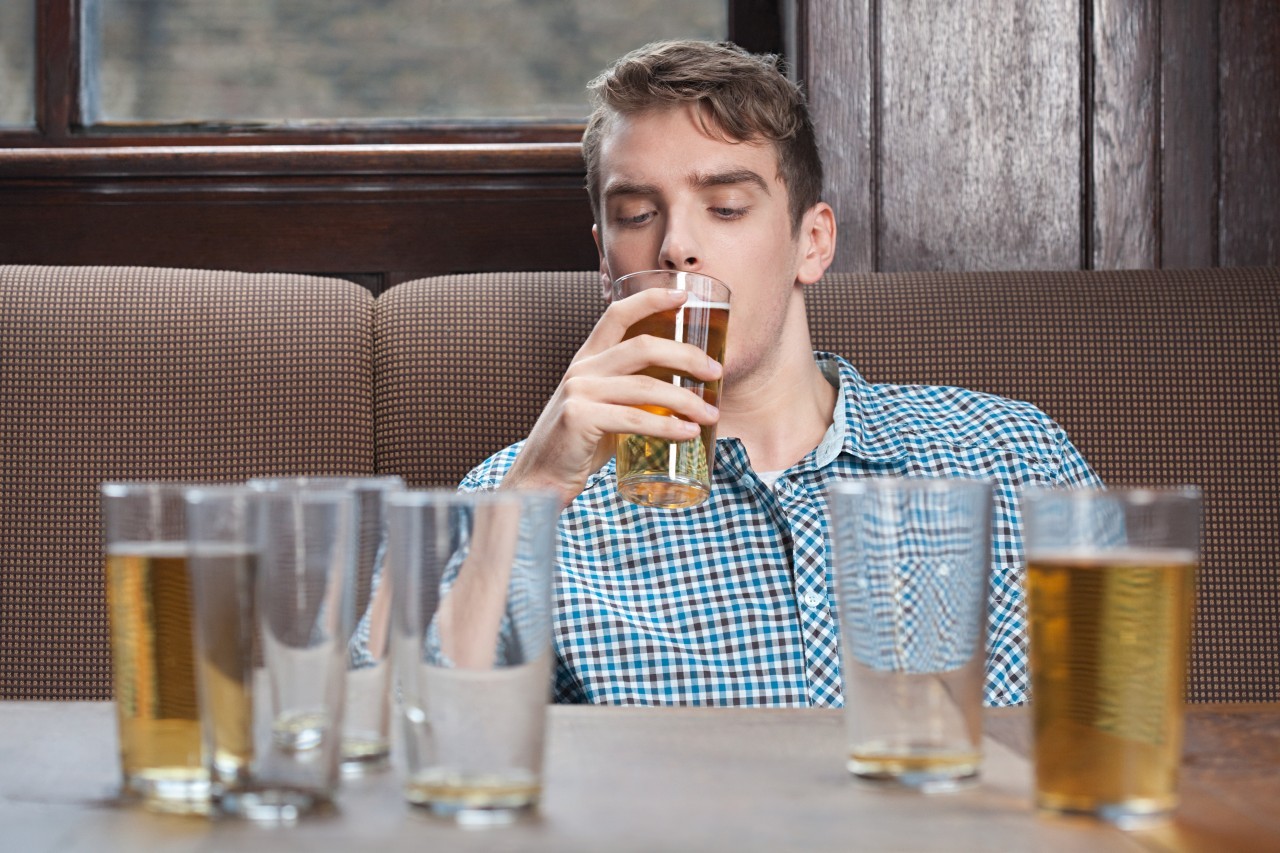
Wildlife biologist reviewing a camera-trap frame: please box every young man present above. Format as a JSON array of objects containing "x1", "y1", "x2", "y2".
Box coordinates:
[{"x1": 460, "y1": 40, "x2": 1100, "y2": 707}]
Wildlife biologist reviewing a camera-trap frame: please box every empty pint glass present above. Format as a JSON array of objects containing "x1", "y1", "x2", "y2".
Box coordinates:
[
  {"x1": 828, "y1": 477, "x2": 992, "y2": 792},
  {"x1": 1023, "y1": 486, "x2": 1200, "y2": 827},
  {"x1": 249, "y1": 476, "x2": 404, "y2": 775},
  {"x1": 389, "y1": 489, "x2": 558, "y2": 824},
  {"x1": 100, "y1": 481, "x2": 209, "y2": 814},
  {"x1": 612, "y1": 270, "x2": 730, "y2": 510}
]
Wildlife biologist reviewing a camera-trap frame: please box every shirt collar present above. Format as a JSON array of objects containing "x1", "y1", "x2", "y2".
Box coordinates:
[{"x1": 815, "y1": 352, "x2": 908, "y2": 464}]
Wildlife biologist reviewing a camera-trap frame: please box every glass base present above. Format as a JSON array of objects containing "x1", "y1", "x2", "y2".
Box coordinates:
[
  {"x1": 340, "y1": 741, "x2": 391, "y2": 778},
  {"x1": 1036, "y1": 793, "x2": 1176, "y2": 829},
  {"x1": 847, "y1": 745, "x2": 981, "y2": 794},
  {"x1": 617, "y1": 474, "x2": 709, "y2": 510},
  {"x1": 124, "y1": 768, "x2": 211, "y2": 815},
  {"x1": 405, "y1": 771, "x2": 540, "y2": 825},
  {"x1": 215, "y1": 788, "x2": 325, "y2": 824}
]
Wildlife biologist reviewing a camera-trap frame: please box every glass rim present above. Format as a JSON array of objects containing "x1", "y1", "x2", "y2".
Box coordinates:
[
  {"x1": 100, "y1": 480, "x2": 219, "y2": 498},
  {"x1": 1020, "y1": 484, "x2": 1203, "y2": 504},
  {"x1": 246, "y1": 475, "x2": 406, "y2": 492},
  {"x1": 385, "y1": 488, "x2": 559, "y2": 510},
  {"x1": 611, "y1": 269, "x2": 732, "y2": 301},
  {"x1": 183, "y1": 483, "x2": 257, "y2": 504}
]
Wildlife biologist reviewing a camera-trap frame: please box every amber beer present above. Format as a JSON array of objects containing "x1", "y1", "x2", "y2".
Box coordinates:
[
  {"x1": 1027, "y1": 548, "x2": 1197, "y2": 824},
  {"x1": 189, "y1": 543, "x2": 257, "y2": 788},
  {"x1": 104, "y1": 542, "x2": 208, "y2": 810},
  {"x1": 614, "y1": 271, "x2": 730, "y2": 509}
]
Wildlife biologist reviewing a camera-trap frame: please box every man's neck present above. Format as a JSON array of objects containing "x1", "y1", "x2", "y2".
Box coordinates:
[{"x1": 718, "y1": 338, "x2": 838, "y2": 474}]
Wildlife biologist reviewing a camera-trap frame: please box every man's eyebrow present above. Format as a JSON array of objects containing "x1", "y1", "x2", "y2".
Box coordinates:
[
  {"x1": 690, "y1": 168, "x2": 771, "y2": 194},
  {"x1": 602, "y1": 180, "x2": 660, "y2": 201}
]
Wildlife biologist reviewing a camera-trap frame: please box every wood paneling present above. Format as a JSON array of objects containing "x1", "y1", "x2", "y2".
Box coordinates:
[
  {"x1": 1160, "y1": 0, "x2": 1218, "y2": 268},
  {"x1": 806, "y1": 1, "x2": 874, "y2": 272},
  {"x1": 1219, "y1": 1, "x2": 1280, "y2": 267},
  {"x1": 1091, "y1": 0, "x2": 1159, "y2": 269},
  {"x1": 0, "y1": 145, "x2": 599, "y2": 288},
  {"x1": 809, "y1": 0, "x2": 1277, "y2": 273},
  {"x1": 878, "y1": 1, "x2": 1080, "y2": 272}
]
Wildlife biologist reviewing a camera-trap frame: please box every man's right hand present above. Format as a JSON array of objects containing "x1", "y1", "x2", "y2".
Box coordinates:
[{"x1": 501, "y1": 286, "x2": 722, "y2": 508}]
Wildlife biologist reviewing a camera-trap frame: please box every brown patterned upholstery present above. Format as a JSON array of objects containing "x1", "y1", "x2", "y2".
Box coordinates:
[
  {"x1": 375, "y1": 272, "x2": 605, "y2": 489},
  {"x1": 1, "y1": 266, "x2": 375, "y2": 699},
  {"x1": 376, "y1": 268, "x2": 1279, "y2": 703},
  {"x1": 4, "y1": 265, "x2": 1275, "y2": 702}
]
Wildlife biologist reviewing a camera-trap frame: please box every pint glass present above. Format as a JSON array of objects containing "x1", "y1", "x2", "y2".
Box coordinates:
[
  {"x1": 1023, "y1": 486, "x2": 1200, "y2": 827},
  {"x1": 100, "y1": 481, "x2": 208, "y2": 813},
  {"x1": 612, "y1": 270, "x2": 730, "y2": 510},
  {"x1": 389, "y1": 489, "x2": 558, "y2": 824},
  {"x1": 828, "y1": 477, "x2": 992, "y2": 793}
]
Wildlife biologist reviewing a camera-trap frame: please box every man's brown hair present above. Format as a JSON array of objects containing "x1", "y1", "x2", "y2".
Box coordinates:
[{"x1": 582, "y1": 40, "x2": 824, "y2": 234}]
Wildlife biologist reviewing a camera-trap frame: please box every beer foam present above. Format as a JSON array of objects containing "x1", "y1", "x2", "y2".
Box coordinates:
[
  {"x1": 106, "y1": 540, "x2": 188, "y2": 557},
  {"x1": 682, "y1": 299, "x2": 731, "y2": 311},
  {"x1": 1027, "y1": 546, "x2": 1198, "y2": 565}
]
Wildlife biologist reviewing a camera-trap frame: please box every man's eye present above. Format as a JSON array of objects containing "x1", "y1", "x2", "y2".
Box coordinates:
[
  {"x1": 618, "y1": 210, "x2": 655, "y2": 227},
  {"x1": 712, "y1": 206, "x2": 748, "y2": 220}
]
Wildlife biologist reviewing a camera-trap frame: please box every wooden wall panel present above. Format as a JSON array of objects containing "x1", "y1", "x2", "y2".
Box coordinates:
[
  {"x1": 0, "y1": 145, "x2": 599, "y2": 289},
  {"x1": 1219, "y1": 1, "x2": 1280, "y2": 267},
  {"x1": 806, "y1": 1, "x2": 874, "y2": 272},
  {"x1": 1091, "y1": 0, "x2": 1159, "y2": 269},
  {"x1": 876, "y1": 1, "x2": 1080, "y2": 271},
  {"x1": 1160, "y1": 0, "x2": 1219, "y2": 268}
]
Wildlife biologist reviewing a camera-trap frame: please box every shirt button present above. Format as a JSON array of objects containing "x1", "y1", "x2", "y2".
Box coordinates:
[{"x1": 802, "y1": 591, "x2": 824, "y2": 608}]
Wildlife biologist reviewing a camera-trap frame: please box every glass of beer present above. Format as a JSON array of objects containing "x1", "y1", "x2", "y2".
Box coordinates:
[
  {"x1": 827, "y1": 477, "x2": 993, "y2": 793},
  {"x1": 387, "y1": 489, "x2": 558, "y2": 824},
  {"x1": 612, "y1": 269, "x2": 731, "y2": 510},
  {"x1": 100, "y1": 481, "x2": 209, "y2": 813},
  {"x1": 1022, "y1": 486, "x2": 1201, "y2": 827}
]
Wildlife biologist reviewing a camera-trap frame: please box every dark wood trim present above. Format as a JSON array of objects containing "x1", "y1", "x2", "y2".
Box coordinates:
[
  {"x1": 0, "y1": 143, "x2": 598, "y2": 285},
  {"x1": 36, "y1": 0, "x2": 79, "y2": 140},
  {"x1": 729, "y1": 0, "x2": 786, "y2": 56},
  {"x1": 0, "y1": 142, "x2": 585, "y2": 179},
  {"x1": 0, "y1": 122, "x2": 589, "y2": 149}
]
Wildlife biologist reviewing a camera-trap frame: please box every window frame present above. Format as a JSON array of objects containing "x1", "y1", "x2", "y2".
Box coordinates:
[
  {"x1": 9, "y1": 0, "x2": 795, "y2": 148},
  {"x1": 0, "y1": 0, "x2": 800, "y2": 287}
]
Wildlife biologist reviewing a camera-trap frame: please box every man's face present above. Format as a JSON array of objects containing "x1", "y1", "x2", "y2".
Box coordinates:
[{"x1": 593, "y1": 105, "x2": 812, "y2": 384}]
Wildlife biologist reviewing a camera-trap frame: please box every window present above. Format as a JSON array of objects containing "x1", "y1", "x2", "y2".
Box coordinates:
[
  {"x1": 7, "y1": 0, "x2": 791, "y2": 143},
  {"x1": 0, "y1": 1, "x2": 35, "y2": 127},
  {"x1": 85, "y1": 0, "x2": 726, "y2": 125}
]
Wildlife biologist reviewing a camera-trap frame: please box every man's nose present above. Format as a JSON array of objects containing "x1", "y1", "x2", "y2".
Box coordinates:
[{"x1": 658, "y1": 213, "x2": 702, "y2": 271}]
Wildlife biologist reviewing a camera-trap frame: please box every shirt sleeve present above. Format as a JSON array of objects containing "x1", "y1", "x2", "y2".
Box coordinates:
[
  {"x1": 1051, "y1": 430, "x2": 1104, "y2": 489},
  {"x1": 458, "y1": 441, "x2": 525, "y2": 493}
]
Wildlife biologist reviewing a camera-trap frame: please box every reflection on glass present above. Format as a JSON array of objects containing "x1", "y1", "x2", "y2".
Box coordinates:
[
  {"x1": 0, "y1": 0, "x2": 35, "y2": 127},
  {"x1": 82, "y1": 0, "x2": 725, "y2": 124}
]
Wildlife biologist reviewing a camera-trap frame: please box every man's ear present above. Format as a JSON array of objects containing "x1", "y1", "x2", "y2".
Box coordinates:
[
  {"x1": 796, "y1": 202, "x2": 837, "y2": 286},
  {"x1": 593, "y1": 223, "x2": 612, "y2": 299}
]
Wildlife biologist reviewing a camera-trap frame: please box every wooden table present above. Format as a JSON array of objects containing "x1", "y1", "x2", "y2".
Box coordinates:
[{"x1": 0, "y1": 701, "x2": 1275, "y2": 852}]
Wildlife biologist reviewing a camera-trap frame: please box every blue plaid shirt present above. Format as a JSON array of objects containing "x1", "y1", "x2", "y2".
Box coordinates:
[{"x1": 460, "y1": 353, "x2": 1100, "y2": 707}]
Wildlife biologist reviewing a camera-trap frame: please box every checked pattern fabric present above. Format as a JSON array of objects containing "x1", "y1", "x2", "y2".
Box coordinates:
[{"x1": 461, "y1": 353, "x2": 1101, "y2": 707}]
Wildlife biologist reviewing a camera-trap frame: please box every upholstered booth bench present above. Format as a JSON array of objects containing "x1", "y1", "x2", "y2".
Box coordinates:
[{"x1": 3, "y1": 264, "x2": 1276, "y2": 703}]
